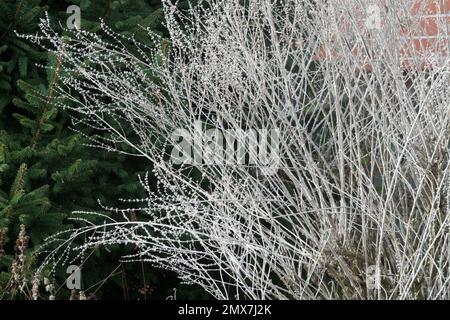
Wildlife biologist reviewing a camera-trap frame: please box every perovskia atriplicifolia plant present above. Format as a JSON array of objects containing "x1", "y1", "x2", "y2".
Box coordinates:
[{"x1": 21, "y1": 0, "x2": 450, "y2": 299}]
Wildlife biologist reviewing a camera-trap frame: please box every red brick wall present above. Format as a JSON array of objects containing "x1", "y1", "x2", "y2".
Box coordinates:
[
  {"x1": 316, "y1": 0, "x2": 450, "y2": 69},
  {"x1": 404, "y1": 0, "x2": 449, "y2": 67}
]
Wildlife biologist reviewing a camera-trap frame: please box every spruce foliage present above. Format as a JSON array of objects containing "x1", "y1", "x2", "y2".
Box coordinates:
[{"x1": 0, "y1": 0, "x2": 206, "y2": 299}]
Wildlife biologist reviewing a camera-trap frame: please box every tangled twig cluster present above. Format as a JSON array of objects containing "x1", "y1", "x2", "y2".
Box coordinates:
[{"x1": 20, "y1": 0, "x2": 450, "y2": 299}]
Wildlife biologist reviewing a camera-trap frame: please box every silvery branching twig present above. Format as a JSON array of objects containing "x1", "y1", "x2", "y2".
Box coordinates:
[{"x1": 21, "y1": 0, "x2": 450, "y2": 299}]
